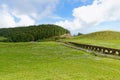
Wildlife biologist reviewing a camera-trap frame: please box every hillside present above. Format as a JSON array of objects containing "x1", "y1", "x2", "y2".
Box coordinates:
[
  {"x1": 0, "y1": 24, "x2": 70, "y2": 42},
  {"x1": 77, "y1": 31, "x2": 120, "y2": 40},
  {"x1": 63, "y1": 31, "x2": 120, "y2": 49},
  {"x1": 1, "y1": 42, "x2": 120, "y2": 80}
]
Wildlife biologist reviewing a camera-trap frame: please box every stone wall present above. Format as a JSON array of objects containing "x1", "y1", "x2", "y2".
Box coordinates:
[{"x1": 68, "y1": 42, "x2": 120, "y2": 55}]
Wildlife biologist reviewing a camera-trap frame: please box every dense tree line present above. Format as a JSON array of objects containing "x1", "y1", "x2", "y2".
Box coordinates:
[{"x1": 0, "y1": 24, "x2": 70, "y2": 42}]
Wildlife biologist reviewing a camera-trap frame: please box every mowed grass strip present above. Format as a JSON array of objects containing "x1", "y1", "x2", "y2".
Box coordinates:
[{"x1": 0, "y1": 42, "x2": 120, "y2": 80}]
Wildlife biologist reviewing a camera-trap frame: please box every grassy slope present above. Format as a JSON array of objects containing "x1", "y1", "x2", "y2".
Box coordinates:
[
  {"x1": 0, "y1": 37, "x2": 7, "y2": 41},
  {"x1": 0, "y1": 42, "x2": 120, "y2": 80},
  {"x1": 64, "y1": 31, "x2": 120, "y2": 49},
  {"x1": 79, "y1": 31, "x2": 120, "y2": 40}
]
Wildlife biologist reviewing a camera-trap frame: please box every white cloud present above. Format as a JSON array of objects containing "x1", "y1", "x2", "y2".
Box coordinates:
[
  {"x1": 0, "y1": 10, "x2": 15, "y2": 27},
  {"x1": 0, "y1": 0, "x2": 60, "y2": 28},
  {"x1": 0, "y1": 4, "x2": 15, "y2": 27},
  {"x1": 15, "y1": 15, "x2": 35, "y2": 27},
  {"x1": 0, "y1": 4, "x2": 35, "y2": 28},
  {"x1": 56, "y1": 0, "x2": 120, "y2": 33},
  {"x1": 2, "y1": 0, "x2": 60, "y2": 20}
]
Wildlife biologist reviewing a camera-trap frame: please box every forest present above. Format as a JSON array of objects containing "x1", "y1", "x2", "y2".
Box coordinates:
[{"x1": 0, "y1": 24, "x2": 70, "y2": 42}]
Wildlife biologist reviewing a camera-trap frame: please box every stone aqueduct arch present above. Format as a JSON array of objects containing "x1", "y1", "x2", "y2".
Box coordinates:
[{"x1": 68, "y1": 42, "x2": 120, "y2": 55}]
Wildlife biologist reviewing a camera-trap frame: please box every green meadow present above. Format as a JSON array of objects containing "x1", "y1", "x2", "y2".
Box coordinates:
[
  {"x1": 63, "y1": 39, "x2": 120, "y2": 49},
  {"x1": 63, "y1": 31, "x2": 120, "y2": 49},
  {"x1": 0, "y1": 42, "x2": 120, "y2": 80}
]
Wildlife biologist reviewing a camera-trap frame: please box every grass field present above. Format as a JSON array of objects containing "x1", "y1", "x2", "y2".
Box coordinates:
[
  {"x1": 63, "y1": 39, "x2": 120, "y2": 49},
  {"x1": 63, "y1": 31, "x2": 120, "y2": 49},
  {"x1": 0, "y1": 42, "x2": 120, "y2": 80}
]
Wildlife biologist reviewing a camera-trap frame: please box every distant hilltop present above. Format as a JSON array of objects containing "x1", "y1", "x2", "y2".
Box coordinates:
[
  {"x1": 76, "y1": 30, "x2": 120, "y2": 40},
  {"x1": 0, "y1": 24, "x2": 70, "y2": 42}
]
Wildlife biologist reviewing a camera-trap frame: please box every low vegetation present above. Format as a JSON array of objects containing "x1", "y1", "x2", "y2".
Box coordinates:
[
  {"x1": 0, "y1": 24, "x2": 120, "y2": 80},
  {"x1": 77, "y1": 31, "x2": 120, "y2": 40},
  {"x1": 63, "y1": 31, "x2": 120, "y2": 49},
  {"x1": 0, "y1": 42, "x2": 120, "y2": 80}
]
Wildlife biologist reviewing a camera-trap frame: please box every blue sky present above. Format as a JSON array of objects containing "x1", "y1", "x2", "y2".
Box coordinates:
[
  {"x1": 55, "y1": 0, "x2": 93, "y2": 18},
  {"x1": 0, "y1": 0, "x2": 120, "y2": 34}
]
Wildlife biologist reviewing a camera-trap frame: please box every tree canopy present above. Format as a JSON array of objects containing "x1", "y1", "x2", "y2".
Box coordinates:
[{"x1": 0, "y1": 24, "x2": 70, "y2": 42}]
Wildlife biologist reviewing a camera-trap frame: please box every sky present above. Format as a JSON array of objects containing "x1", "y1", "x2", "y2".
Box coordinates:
[{"x1": 0, "y1": 0, "x2": 120, "y2": 34}]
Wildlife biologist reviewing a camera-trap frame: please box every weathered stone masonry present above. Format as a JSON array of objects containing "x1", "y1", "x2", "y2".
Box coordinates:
[{"x1": 68, "y1": 42, "x2": 120, "y2": 55}]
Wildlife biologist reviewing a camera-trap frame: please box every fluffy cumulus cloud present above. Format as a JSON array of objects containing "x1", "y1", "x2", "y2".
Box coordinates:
[
  {"x1": 0, "y1": 0, "x2": 59, "y2": 28},
  {"x1": 56, "y1": 0, "x2": 120, "y2": 33},
  {"x1": 0, "y1": 4, "x2": 35, "y2": 28},
  {"x1": 0, "y1": 15, "x2": 15, "y2": 27},
  {"x1": 0, "y1": 5, "x2": 15, "y2": 27},
  {"x1": 15, "y1": 15, "x2": 35, "y2": 27}
]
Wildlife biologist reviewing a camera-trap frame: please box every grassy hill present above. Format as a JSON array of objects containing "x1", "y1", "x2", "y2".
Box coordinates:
[
  {"x1": 0, "y1": 42, "x2": 120, "y2": 80},
  {"x1": 0, "y1": 24, "x2": 70, "y2": 42},
  {"x1": 76, "y1": 30, "x2": 120, "y2": 40},
  {"x1": 63, "y1": 31, "x2": 120, "y2": 49}
]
